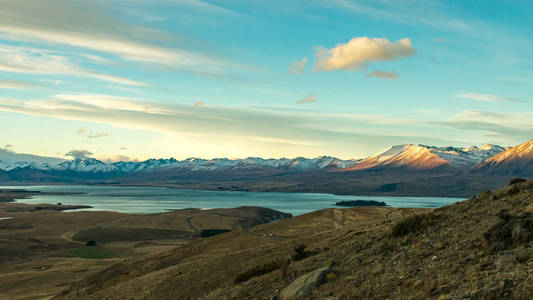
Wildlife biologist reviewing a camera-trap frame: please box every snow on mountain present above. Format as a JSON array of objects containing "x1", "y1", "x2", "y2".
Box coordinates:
[
  {"x1": 0, "y1": 156, "x2": 359, "y2": 173},
  {"x1": 474, "y1": 139, "x2": 533, "y2": 175},
  {"x1": 344, "y1": 144, "x2": 506, "y2": 171},
  {"x1": 0, "y1": 144, "x2": 506, "y2": 174},
  {"x1": 54, "y1": 158, "x2": 118, "y2": 173}
]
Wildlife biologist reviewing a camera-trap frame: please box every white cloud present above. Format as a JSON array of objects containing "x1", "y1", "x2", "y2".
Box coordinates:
[
  {"x1": 194, "y1": 101, "x2": 205, "y2": 107},
  {"x1": 0, "y1": 0, "x2": 236, "y2": 74},
  {"x1": 97, "y1": 154, "x2": 137, "y2": 162},
  {"x1": 0, "y1": 93, "x2": 513, "y2": 158},
  {"x1": 289, "y1": 57, "x2": 308, "y2": 74},
  {"x1": 0, "y1": 79, "x2": 41, "y2": 89},
  {"x1": 53, "y1": 94, "x2": 172, "y2": 114},
  {"x1": 65, "y1": 149, "x2": 93, "y2": 159},
  {"x1": 0, "y1": 46, "x2": 146, "y2": 86},
  {"x1": 296, "y1": 93, "x2": 317, "y2": 104},
  {"x1": 366, "y1": 70, "x2": 398, "y2": 80},
  {"x1": 454, "y1": 93, "x2": 522, "y2": 103},
  {"x1": 88, "y1": 132, "x2": 109, "y2": 139},
  {"x1": 314, "y1": 37, "x2": 415, "y2": 71}
]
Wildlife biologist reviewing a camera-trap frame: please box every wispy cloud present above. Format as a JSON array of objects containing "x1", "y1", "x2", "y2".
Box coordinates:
[
  {"x1": 88, "y1": 132, "x2": 109, "y2": 139},
  {"x1": 314, "y1": 37, "x2": 415, "y2": 72},
  {"x1": 289, "y1": 57, "x2": 308, "y2": 74},
  {"x1": 97, "y1": 154, "x2": 138, "y2": 163},
  {"x1": 454, "y1": 92, "x2": 522, "y2": 103},
  {"x1": 194, "y1": 101, "x2": 205, "y2": 107},
  {"x1": 0, "y1": 93, "x2": 460, "y2": 157},
  {"x1": 324, "y1": 0, "x2": 470, "y2": 30},
  {"x1": 65, "y1": 149, "x2": 93, "y2": 159},
  {"x1": 296, "y1": 93, "x2": 317, "y2": 104},
  {"x1": 0, "y1": 79, "x2": 41, "y2": 90},
  {"x1": 0, "y1": 46, "x2": 146, "y2": 86},
  {"x1": 0, "y1": 0, "x2": 239, "y2": 74},
  {"x1": 366, "y1": 70, "x2": 397, "y2": 80}
]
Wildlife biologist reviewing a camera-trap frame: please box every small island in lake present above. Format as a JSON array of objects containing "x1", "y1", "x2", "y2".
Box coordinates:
[{"x1": 335, "y1": 200, "x2": 388, "y2": 207}]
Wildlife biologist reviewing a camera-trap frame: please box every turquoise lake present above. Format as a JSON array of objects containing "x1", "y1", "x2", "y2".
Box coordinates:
[{"x1": 2, "y1": 185, "x2": 465, "y2": 216}]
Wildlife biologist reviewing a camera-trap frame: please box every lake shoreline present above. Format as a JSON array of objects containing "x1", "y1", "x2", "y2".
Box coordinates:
[{"x1": 4, "y1": 185, "x2": 464, "y2": 216}]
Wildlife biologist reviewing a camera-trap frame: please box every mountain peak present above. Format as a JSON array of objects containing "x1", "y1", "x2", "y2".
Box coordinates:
[
  {"x1": 344, "y1": 143, "x2": 507, "y2": 171},
  {"x1": 475, "y1": 139, "x2": 533, "y2": 176}
]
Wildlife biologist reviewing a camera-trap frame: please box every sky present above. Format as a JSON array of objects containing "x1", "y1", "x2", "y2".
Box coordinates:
[{"x1": 0, "y1": 0, "x2": 531, "y2": 161}]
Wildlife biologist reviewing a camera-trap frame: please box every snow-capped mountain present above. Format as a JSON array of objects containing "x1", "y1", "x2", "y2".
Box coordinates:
[
  {"x1": 0, "y1": 143, "x2": 516, "y2": 175},
  {"x1": 345, "y1": 144, "x2": 505, "y2": 171},
  {"x1": 54, "y1": 158, "x2": 118, "y2": 173},
  {"x1": 0, "y1": 156, "x2": 359, "y2": 174},
  {"x1": 474, "y1": 139, "x2": 533, "y2": 176}
]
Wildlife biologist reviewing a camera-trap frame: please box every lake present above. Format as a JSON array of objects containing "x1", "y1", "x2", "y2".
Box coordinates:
[{"x1": 2, "y1": 185, "x2": 465, "y2": 216}]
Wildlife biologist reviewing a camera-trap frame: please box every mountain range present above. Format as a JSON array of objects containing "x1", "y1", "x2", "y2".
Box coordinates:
[{"x1": 1, "y1": 139, "x2": 532, "y2": 196}]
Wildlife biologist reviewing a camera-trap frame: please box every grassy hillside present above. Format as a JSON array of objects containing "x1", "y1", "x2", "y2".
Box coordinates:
[
  {"x1": 0, "y1": 200, "x2": 289, "y2": 299},
  {"x1": 58, "y1": 179, "x2": 533, "y2": 299}
]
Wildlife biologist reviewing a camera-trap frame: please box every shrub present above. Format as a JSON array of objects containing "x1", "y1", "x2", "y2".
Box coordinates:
[
  {"x1": 391, "y1": 213, "x2": 438, "y2": 237},
  {"x1": 509, "y1": 178, "x2": 527, "y2": 185},
  {"x1": 291, "y1": 244, "x2": 310, "y2": 261},
  {"x1": 200, "y1": 229, "x2": 232, "y2": 237},
  {"x1": 484, "y1": 213, "x2": 533, "y2": 253},
  {"x1": 234, "y1": 260, "x2": 284, "y2": 284}
]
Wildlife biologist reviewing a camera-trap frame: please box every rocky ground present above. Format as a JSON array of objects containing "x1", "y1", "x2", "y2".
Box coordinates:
[{"x1": 55, "y1": 179, "x2": 533, "y2": 299}]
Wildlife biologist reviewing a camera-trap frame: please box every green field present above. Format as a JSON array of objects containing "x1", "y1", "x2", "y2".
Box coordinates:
[{"x1": 69, "y1": 246, "x2": 118, "y2": 259}]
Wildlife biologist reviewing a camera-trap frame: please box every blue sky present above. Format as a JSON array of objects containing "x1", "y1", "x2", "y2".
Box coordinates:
[{"x1": 0, "y1": 0, "x2": 531, "y2": 161}]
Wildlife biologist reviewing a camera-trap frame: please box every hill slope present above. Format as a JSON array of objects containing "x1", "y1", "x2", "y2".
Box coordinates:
[
  {"x1": 475, "y1": 139, "x2": 533, "y2": 176},
  {"x1": 58, "y1": 180, "x2": 533, "y2": 299},
  {"x1": 345, "y1": 144, "x2": 504, "y2": 171}
]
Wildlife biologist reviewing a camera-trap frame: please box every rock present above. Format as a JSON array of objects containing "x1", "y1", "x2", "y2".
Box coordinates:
[{"x1": 280, "y1": 267, "x2": 330, "y2": 299}]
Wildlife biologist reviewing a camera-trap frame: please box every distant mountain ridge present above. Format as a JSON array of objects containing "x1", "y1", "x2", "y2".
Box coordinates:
[
  {"x1": 0, "y1": 156, "x2": 360, "y2": 173},
  {"x1": 0, "y1": 142, "x2": 521, "y2": 174},
  {"x1": 1, "y1": 140, "x2": 532, "y2": 197}
]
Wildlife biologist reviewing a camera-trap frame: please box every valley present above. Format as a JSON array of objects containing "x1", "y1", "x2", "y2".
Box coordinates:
[{"x1": 0, "y1": 196, "x2": 290, "y2": 299}]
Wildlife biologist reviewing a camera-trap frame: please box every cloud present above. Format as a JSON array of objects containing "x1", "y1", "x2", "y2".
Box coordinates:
[
  {"x1": 434, "y1": 38, "x2": 445, "y2": 43},
  {"x1": 88, "y1": 132, "x2": 109, "y2": 139},
  {"x1": 120, "y1": 147, "x2": 128, "y2": 151},
  {"x1": 0, "y1": 0, "x2": 237, "y2": 74},
  {"x1": 4, "y1": 144, "x2": 12, "y2": 148},
  {"x1": 0, "y1": 46, "x2": 146, "y2": 86},
  {"x1": 326, "y1": 0, "x2": 470, "y2": 31},
  {"x1": 97, "y1": 154, "x2": 137, "y2": 163},
  {"x1": 0, "y1": 93, "x2": 510, "y2": 158},
  {"x1": 39, "y1": 79, "x2": 64, "y2": 85},
  {"x1": 0, "y1": 79, "x2": 41, "y2": 90},
  {"x1": 76, "y1": 129, "x2": 86, "y2": 135},
  {"x1": 454, "y1": 93, "x2": 522, "y2": 103},
  {"x1": 65, "y1": 149, "x2": 93, "y2": 159},
  {"x1": 366, "y1": 70, "x2": 397, "y2": 80},
  {"x1": 314, "y1": 37, "x2": 415, "y2": 72},
  {"x1": 52, "y1": 94, "x2": 173, "y2": 114},
  {"x1": 296, "y1": 93, "x2": 317, "y2": 104},
  {"x1": 432, "y1": 110, "x2": 533, "y2": 143},
  {"x1": 194, "y1": 101, "x2": 205, "y2": 107},
  {"x1": 289, "y1": 57, "x2": 308, "y2": 74}
]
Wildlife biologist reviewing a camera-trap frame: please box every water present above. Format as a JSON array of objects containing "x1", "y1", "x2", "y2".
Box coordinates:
[{"x1": 2, "y1": 185, "x2": 464, "y2": 216}]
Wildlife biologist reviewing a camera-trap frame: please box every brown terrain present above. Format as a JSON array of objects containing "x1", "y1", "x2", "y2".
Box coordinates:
[
  {"x1": 0, "y1": 192, "x2": 290, "y2": 299},
  {"x1": 2, "y1": 179, "x2": 533, "y2": 299}
]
